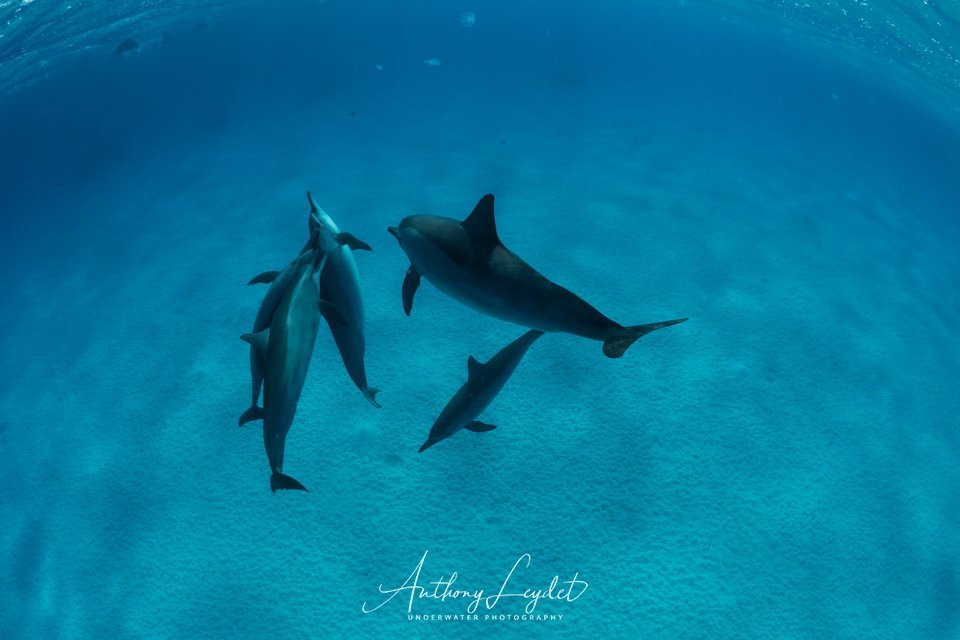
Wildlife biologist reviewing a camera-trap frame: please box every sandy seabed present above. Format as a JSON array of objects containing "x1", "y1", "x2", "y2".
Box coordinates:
[{"x1": 1, "y1": 83, "x2": 957, "y2": 639}]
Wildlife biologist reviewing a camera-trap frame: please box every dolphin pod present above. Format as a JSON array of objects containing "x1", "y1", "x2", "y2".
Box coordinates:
[
  {"x1": 240, "y1": 194, "x2": 377, "y2": 427},
  {"x1": 388, "y1": 194, "x2": 687, "y2": 357},
  {"x1": 240, "y1": 192, "x2": 685, "y2": 491},
  {"x1": 239, "y1": 194, "x2": 375, "y2": 491}
]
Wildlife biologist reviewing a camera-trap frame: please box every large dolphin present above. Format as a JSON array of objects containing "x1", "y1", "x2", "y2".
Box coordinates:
[
  {"x1": 419, "y1": 329, "x2": 543, "y2": 453},
  {"x1": 388, "y1": 194, "x2": 687, "y2": 358},
  {"x1": 241, "y1": 249, "x2": 324, "y2": 492},
  {"x1": 305, "y1": 192, "x2": 381, "y2": 408}
]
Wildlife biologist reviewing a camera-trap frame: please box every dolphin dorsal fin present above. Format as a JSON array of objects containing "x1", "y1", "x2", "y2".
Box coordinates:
[
  {"x1": 461, "y1": 194, "x2": 500, "y2": 250},
  {"x1": 240, "y1": 328, "x2": 270, "y2": 355},
  {"x1": 467, "y1": 355, "x2": 484, "y2": 378}
]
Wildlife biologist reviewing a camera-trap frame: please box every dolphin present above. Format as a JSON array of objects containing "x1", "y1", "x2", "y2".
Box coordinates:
[
  {"x1": 419, "y1": 329, "x2": 543, "y2": 453},
  {"x1": 241, "y1": 249, "x2": 324, "y2": 492},
  {"x1": 388, "y1": 194, "x2": 687, "y2": 358},
  {"x1": 305, "y1": 192, "x2": 381, "y2": 408}
]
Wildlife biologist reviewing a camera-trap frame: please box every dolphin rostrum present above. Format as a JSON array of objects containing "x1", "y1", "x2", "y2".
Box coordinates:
[
  {"x1": 388, "y1": 194, "x2": 686, "y2": 358},
  {"x1": 305, "y1": 192, "x2": 381, "y2": 408},
  {"x1": 241, "y1": 249, "x2": 325, "y2": 492},
  {"x1": 419, "y1": 329, "x2": 543, "y2": 453}
]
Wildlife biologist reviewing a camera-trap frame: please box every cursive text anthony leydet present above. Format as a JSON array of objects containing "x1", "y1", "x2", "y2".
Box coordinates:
[{"x1": 362, "y1": 551, "x2": 588, "y2": 615}]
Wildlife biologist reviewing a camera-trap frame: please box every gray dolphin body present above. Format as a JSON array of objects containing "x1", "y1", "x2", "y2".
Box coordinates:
[
  {"x1": 306, "y1": 193, "x2": 380, "y2": 408},
  {"x1": 241, "y1": 249, "x2": 323, "y2": 492},
  {"x1": 419, "y1": 329, "x2": 543, "y2": 453},
  {"x1": 389, "y1": 194, "x2": 686, "y2": 358}
]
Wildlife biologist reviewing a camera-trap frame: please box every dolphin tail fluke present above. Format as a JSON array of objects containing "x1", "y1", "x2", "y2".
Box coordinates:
[
  {"x1": 270, "y1": 472, "x2": 308, "y2": 493},
  {"x1": 602, "y1": 318, "x2": 688, "y2": 358},
  {"x1": 362, "y1": 386, "x2": 382, "y2": 409},
  {"x1": 238, "y1": 405, "x2": 264, "y2": 426}
]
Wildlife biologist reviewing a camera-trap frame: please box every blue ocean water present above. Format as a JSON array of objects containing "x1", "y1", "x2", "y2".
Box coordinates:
[{"x1": 1, "y1": 1, "x2": 959, "y2": 638}]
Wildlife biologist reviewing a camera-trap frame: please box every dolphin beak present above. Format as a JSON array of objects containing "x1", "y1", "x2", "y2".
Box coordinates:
[
  {"x1": 387, "y1": 226, "x2": 399, "y2": 239},
  {"x1": 418, "y1": 439, "x2": 434, "y2": 453}
]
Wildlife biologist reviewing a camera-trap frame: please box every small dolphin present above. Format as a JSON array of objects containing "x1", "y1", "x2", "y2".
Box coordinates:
[
  {"x1": 423, "y1": 58, "x2": 442, "y2": 66},
  {"x1": 241, "y1": 249, "x2": 324, "y2": 492},
  {"x1": 306, "y1": 192, "x2": 381, "y2": 408},
  {"x1": 419, "y1": 329, "x2": 543, "y2": 453},
  {"x1": 388, "y1": 194, "x2": 686, "y2": 358}
]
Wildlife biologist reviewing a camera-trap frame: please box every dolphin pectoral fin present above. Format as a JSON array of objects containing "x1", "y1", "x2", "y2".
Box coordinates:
[
  {"x1": 402, "y1": 265, "x2": 421, "y2": 316},
  {"x1": 240, "y1": 328, "x2": 270, "y2": 356},
  {"x1": 270, "y1": 472, "x2": 308, "y2": 493},
  {"x1": 467, "y1": 356, "x2": 484, "y2": 379},
  {"x1": 319, "y1": 299, "x2": 348, "y2": 326},
  {"x1": 602, "y1": 317, "x2": 688, "y2": 358},
  {"x1": 248, "y1": 270, "x2": 280, "y2": 285},
  {"x1": 362, "y1": 387, "x2": 382, "y2": 408},
  {"x1": 238, "y1": 406, "x2": 264, "y2": 426},
  {"x1": 336, "y1": 232, "x2": 373, "y2": 251},
  {"x1": 466, "y1": 421, "x2": 497, "y2": 433}
]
